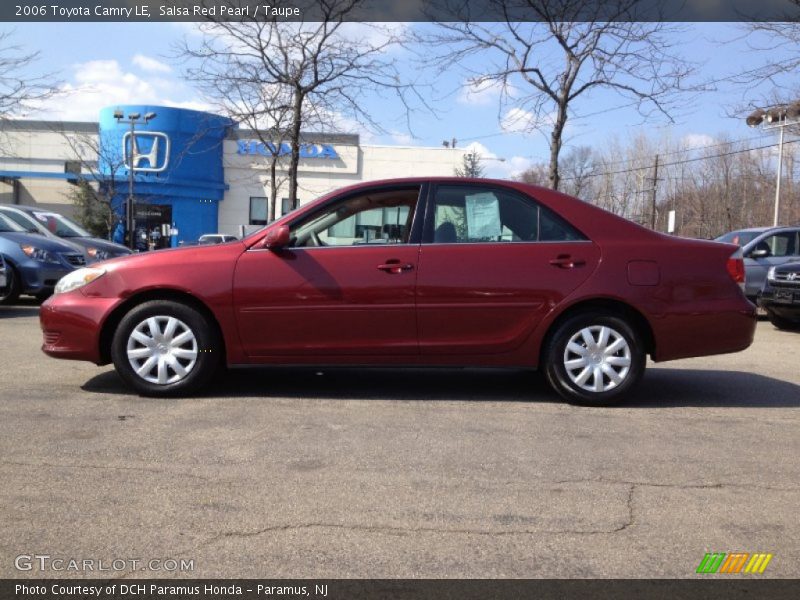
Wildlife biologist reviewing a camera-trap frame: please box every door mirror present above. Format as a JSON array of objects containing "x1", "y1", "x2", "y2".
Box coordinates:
[
  {"x1": 262, "y1": 225, "x2": 291, "y2": 249},
  {"x1": 749, "y1": 247, "x2": 770, "y2": 259}
]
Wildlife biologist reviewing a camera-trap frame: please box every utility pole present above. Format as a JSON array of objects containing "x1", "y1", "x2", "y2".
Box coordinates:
[{"x1": 650, "y1": 154, "x2": 659, "y2": 230}]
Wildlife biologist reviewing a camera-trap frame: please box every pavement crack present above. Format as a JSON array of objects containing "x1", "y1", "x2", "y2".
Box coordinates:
[{"x1": 550, "y1": 477, "x2": 799, "y2": 492}]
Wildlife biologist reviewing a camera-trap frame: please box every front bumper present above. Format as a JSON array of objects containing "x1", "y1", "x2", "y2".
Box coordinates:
[
  {"x1": 758, "y1": 284, "x2": 800, "y2": 316},
  {"x1": 18, "y1": 260, "x2": 73, "y2": 295},
  {"x1": 40, "y1": 291, "x2": 120, "y2": 363}
]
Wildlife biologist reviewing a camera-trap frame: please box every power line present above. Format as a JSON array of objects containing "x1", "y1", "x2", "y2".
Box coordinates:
[{"x1": 561, "y1": 137, "x2": 800, "y2": 181}]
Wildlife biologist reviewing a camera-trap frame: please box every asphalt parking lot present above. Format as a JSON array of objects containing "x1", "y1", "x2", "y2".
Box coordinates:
[{"x1": 0, "y1": 300, "x2": 798, "y2": 579}]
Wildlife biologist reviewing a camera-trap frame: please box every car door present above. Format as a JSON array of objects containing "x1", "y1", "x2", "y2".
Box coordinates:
[
  {"x1": 233, "y1": 185, "x2": 423, "y2": 359},
  {"x1": 415, "y1": 183, "x2": 600, "y2": 356},
  {"x1": 745, "y1": 230, "x2": 800, "y2": 298}
]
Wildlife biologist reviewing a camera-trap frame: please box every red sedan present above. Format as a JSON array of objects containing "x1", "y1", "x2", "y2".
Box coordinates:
[{"x1": 40, "y1": 178, "x2": 756, "y2": 405}]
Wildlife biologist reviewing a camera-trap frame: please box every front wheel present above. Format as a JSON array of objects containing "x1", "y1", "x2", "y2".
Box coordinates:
[
  {"x1": 0, "y1": 264, "x2": 21, "y2": 305},
  {"x1": 110, "y1": 300, "x2": 221, "y2": 397},
  {"x1": 544, "y1": 312, "x2": 646, "y2": 406}
]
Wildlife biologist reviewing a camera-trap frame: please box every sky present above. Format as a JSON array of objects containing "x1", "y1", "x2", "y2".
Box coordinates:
[{"x1": 9, "y1": 21, "x2": 796, "y2": 178}]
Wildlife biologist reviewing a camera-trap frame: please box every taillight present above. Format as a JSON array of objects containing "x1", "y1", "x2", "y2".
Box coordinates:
[{"x1": 726, "y1": 248, "x2": 745, "y2": 286}]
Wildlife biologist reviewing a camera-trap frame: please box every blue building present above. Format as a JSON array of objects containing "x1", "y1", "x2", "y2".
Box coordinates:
[{"x1": 99, "y1": 105, "x2": 233, "y2": 249}]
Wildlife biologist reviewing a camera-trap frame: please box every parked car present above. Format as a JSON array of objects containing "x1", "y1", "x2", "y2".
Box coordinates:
[
  {"x1": 198, "y1": 234, "x2": 239, "y2": 245},
  {"x1": 0, "y1": 212, "x2": 85, "y2": 304},
  {"x1": 41, "y1": 178, "x2": 756, "y2": 405},
  {"x1": 757, "y1": 262, "x2": 800, "y2": 330},
  {"x1": 715, "y1": 226, "x2": 800, "y2": 302},
  {"x1": 0, "y1": 205, "x2": 131, "y2": 263}
]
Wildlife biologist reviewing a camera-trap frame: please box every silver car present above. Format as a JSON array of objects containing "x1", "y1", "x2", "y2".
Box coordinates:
[{"x1": 716, "y1": 226, "x2": 800, "y2": 302}]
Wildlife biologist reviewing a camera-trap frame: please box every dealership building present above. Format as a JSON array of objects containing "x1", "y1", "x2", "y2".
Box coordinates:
[{"x1": 0, "y1": 105, "x2": 466, "y2": 247}]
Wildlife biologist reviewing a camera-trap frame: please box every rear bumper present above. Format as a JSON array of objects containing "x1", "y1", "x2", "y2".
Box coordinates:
[
  {"x1": 40, "y1": 291, "x2": 119, "y2": 363},
  {"x1": 651, "y1": 298, "x2": 757, "y2": 362}
]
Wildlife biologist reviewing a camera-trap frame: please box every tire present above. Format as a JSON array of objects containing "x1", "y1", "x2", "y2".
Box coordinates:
[
  {"x1": 766, "y1": 309, "x2": 800, "y2": 331},
  {"x1": 0, "y1": 264, "x2": 21, "y2": 305},
  {"x1": 544, "y1": 312, "x2": 646, "y2": 406},
  {"x1": 110, "y1": 300, "x2": 221, "y2": 397}
]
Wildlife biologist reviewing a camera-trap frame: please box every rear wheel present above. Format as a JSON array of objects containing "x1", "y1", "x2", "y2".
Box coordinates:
[
  {"x1": 766, "y1": 309, "x2": 800, "y2": 331},
  {"x1": 544, "y1": 312, "x2": 646, "y2": 406},
  {"x1": 0, "y1": 264, "x2": 21, "y2": 305},
  {"x1": 110, "y1": 300, "x2": 221, "y2": 397}
]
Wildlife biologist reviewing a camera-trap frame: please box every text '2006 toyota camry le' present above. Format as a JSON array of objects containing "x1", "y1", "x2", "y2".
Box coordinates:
[{"x1": 40, "y1": 178, "x2": 756, "y2": 405}]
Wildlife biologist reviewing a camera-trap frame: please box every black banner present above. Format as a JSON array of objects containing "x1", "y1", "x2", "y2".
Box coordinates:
[
  {"x1": 3, "y1": 0, "x2": 800, "y2": 23},
  {"x1": 1, "y1": 579, "x2": 799, "y2": 600}
]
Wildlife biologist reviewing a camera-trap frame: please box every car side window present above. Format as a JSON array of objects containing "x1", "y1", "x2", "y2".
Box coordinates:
[
  {"x1": 290, "y1": 187, "x2": 420, "y2": 248},
  {"x1": 762, "y1": 232, "x2": 798, "y2": 257},
  {"x1": 429, "y1": 185, "x2": 584, "y2": 244}
]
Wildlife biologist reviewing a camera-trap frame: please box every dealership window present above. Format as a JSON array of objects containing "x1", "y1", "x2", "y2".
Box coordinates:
[
  {"x1": 249, "y1": 197, "x2": 268, "y2": 226},
  {"x1": 429, "y1": 185, "x2": 584, "y2": 243}
]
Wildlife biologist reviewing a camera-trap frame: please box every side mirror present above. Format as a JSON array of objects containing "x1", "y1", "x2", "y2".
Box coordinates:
[
  {"x1": 749, "y1": 248, "x2": 770, "y2": 259},
  {"x1": 262, "y1": 225, "x2": 291, "y2": 250}
]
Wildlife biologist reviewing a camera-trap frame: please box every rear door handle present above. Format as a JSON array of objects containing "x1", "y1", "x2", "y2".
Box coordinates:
[
  {"x1": 549, "y1": 254, "x2": 586, "y2": 269},
  {"x1": 377, "y1": 260, "x2": 414, "y2": 274}
]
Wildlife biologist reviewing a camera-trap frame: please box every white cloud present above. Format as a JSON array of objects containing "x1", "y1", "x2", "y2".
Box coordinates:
[
  {"x1": 682, "y1": 133, "x2": 715, "y2": 149},
  {"x1": 132, "y1": 54, "x2": 172, "y2": 74},
  {"x1": 460, "y1": 141, "x2": 533, "y2": 179},
  {"x1": 500, "y1": 107, "x2": 541, "y2": 134},
  {"x1": 457, "y1": 79, "x2": 502, "y2": 107},
  {"x1": 389, "y1": 130, "x2": 414, "y2": 145},
  {"x1": 32, "y1": 58, "x2": 204, "y2": 122}
]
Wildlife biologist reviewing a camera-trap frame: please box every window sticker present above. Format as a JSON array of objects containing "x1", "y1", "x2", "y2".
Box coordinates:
[{"x1": 465, "y1": 192, "x2": 501, "y2": 239}]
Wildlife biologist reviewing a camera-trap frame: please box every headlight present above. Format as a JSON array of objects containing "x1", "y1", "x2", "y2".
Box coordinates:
[
  {"x1": 767, "y1": 266, "x2": 776, "y2": 281},
  {"x1": 54, "y1": 268, "x2": 106, "y2": 295},
  {"x1": 86, "y1": 247, "x2": 109, "y2": 261},
  {"x1": 20, "y1": 244, "x2": 59, "y2": 264}
]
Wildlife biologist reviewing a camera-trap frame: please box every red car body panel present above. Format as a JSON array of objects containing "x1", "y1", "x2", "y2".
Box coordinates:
[{"x1": 41, "y1": 178, "x2": 756, "y2": 371}]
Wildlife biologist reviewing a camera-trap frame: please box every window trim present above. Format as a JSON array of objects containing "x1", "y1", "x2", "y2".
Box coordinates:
[{"x1": 421, "y1": 182, "x2": 588, "y2": 245}]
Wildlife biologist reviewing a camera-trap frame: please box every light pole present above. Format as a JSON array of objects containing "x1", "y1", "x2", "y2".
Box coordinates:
[
  {"x1": 113, "y1": 110, "x2": 157, "y2": 250},
  {"x1": 746, "y1": 103, "x2": 799, "y2": 227}
]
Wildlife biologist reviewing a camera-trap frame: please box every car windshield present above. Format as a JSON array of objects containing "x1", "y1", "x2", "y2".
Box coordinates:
[
  {"x1": 30, "y1": 211, "x2": 91, "y2": 238},
  {"x1": 0, "y1": 209, "x2": 48, "y2": 234},
  {"x1": 0, "y1": 213, "x2": 26, "y2": 233},
  {"x1": 715, "y1": 230, "x2": 763, "y2": 246}
]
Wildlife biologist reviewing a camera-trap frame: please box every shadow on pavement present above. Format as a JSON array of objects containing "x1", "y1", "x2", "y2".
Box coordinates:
[
  {"x1": 82, "y1": 366, "x2": 800, "y2": 408},
  {"x1": 0, "y1": 299, "x2": 40, "y2": 318}
]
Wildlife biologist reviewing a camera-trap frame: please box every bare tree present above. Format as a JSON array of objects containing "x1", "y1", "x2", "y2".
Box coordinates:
[
  {"x1": 0, "y1": 30, "x2": 58, "y2": 122},
  {"x1": 177, "y1": 1, "x2": 424, "y2": 210},
  {"x1": 422, "y1": 0, "x2": 696, "y2": 190},
  {"x1": 60, "y1": 130, "x2": 128, "y2": 240},
  {"x1": 202, "y1": 72, "x2": 295, "y2": 223}
]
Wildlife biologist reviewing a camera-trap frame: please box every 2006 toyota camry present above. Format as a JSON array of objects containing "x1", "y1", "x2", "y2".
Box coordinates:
[{"x1": 40, "y1": 178, "x2": 756, "y2": 405}]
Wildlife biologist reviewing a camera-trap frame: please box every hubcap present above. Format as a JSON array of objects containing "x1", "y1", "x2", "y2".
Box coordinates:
[
  {"x1": 126, "y1": 316, "x2": 198, "y2": 385},
  {"x1": 563, "y1": 325, "x2": 632, "y2": 393}
]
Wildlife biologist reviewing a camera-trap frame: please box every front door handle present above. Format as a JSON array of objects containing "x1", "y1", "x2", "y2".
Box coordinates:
[
  {"x1": 549, "y1": 254, "x2": 586, "y2": 269},
  {"x1": 377, "y1": 260, "x2": 414, "y2": 274}
]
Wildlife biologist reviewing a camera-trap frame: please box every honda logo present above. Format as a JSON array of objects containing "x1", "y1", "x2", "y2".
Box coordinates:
[{"x1": 122, "y1": 132, "x2": 170, "y2": 172}]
